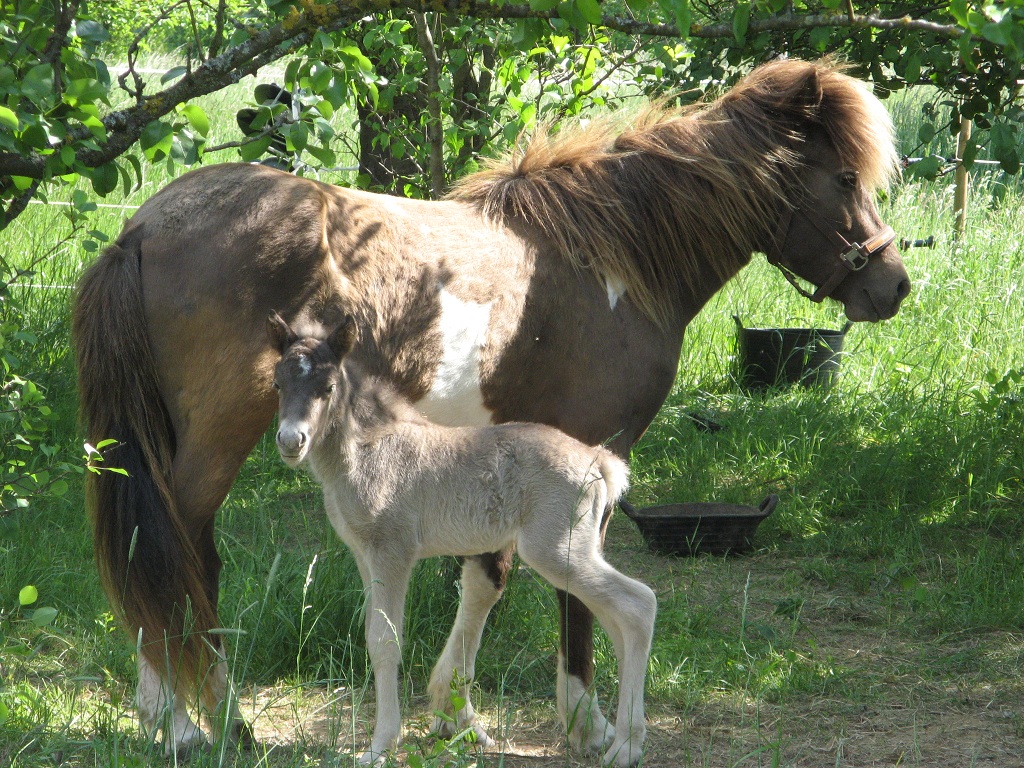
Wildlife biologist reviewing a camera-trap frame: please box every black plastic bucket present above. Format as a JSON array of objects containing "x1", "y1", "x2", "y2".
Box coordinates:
[{"x1": 734, "y1": 315, "x2": 851, "y2": 391}]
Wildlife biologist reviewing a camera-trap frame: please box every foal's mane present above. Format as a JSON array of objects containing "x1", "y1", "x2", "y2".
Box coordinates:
[{"x1": 449, "y1": 58, "x2": 898, "y2": 327}]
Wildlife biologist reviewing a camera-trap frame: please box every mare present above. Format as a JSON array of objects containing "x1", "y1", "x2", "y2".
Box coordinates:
[
  {"x1": 72, "y1": 58, "x2": 911, "y2": 754},
  {"x1": 268, "y1": 311, "x2": 656, "y2": 766}
]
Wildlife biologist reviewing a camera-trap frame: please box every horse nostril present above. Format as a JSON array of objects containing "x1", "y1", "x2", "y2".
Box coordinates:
[{"x1": 896, "y1": 278, "x2": 911, "y2": 301}]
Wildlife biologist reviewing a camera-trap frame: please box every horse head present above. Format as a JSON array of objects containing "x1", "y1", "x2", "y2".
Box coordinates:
[
  {"x1": 267, "y1": 312, "x2": 356, "y2": 466},
  {"x1": 738, "y1": 60, "x2": 911, "y2": 322},
  {"x1": 767, "y1": 128, "x2": 911, "y2": 321}
]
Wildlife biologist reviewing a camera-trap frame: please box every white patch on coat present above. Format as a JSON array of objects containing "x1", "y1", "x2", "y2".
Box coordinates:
[
  {"x1": 605, "y1": 272, "x2": 627, "y2": 311},
  {"x1": 417, "y1": 288, "x2": 494, "y2": 427}
]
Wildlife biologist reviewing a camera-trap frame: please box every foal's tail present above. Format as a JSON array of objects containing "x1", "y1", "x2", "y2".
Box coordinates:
[
  {"x1": 73, "y1": 229, "x2": 219, "y2": 711},
  {"x1": 596, "y1": 450, "x2": 630, "y2": 527}
]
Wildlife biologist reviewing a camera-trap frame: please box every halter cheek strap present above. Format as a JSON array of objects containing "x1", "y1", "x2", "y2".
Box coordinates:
[{"x1": 767, "y1": 205, "x2": 896, "y2": 304}]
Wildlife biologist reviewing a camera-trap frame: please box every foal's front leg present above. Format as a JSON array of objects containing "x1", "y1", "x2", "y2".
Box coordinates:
[{"x1": 360, "y1": 550, "x2": 415, "y2": 766}]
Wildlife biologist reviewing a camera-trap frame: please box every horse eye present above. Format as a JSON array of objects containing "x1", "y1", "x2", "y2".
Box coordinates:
[
  {"x1": 272, "y1": 380, "x2": 280, "y2": 390},
  {"x1": 839, "y1": 171, "x2": 858, "y2": 190}
]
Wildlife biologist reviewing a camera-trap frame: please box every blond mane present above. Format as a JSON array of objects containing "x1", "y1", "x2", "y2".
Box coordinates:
[{"x1": 449, "y1": 58, "x2": 898, "y2": 327}]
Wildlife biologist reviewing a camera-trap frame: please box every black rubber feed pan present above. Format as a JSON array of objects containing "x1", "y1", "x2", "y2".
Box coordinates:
[
  {"x1": 734, "y1": 315, "x2": 851, "y2": 391},
  {"x1": 621, "y1": 494, "x2": 779, "y2": 556}
]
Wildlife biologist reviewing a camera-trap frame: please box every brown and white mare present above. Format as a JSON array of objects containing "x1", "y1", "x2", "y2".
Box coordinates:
[
  {"x1": 72, "y1": 58, "x2": 911, "y2": 755},
  {"x1": 269, "y1": 312, "x2": 656, "y2": 766}
]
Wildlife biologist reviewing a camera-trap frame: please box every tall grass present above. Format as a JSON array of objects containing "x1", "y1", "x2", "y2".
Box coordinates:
[{"x1": 2, "y1": 75, "x2": 1024, "y2": 767}]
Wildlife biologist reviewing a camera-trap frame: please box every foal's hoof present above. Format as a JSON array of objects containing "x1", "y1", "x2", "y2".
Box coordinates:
[
  {"x1": 356, "y1": 749, "x2": 388, "y2": 767},
  {"x1": 431, "y1": 717, "x2": 496, "y2": 749},
  {"x1": 603, "y1": 733, "x2": 645, "y2": 767}
]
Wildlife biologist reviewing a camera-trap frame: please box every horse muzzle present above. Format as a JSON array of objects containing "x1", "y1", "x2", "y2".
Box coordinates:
[{"x1": 276, "y1": 425, "x2": 309, "y2": 466}]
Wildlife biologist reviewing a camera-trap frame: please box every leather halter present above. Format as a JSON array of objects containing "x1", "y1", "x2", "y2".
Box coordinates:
[{"x1": 767, "y1": 203, "x2": 896, "y2": 304}]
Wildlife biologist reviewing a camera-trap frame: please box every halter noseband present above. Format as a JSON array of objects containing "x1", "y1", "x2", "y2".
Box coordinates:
[{"x1": 767, "y1": 204, "x2": 896, "y2": 304}]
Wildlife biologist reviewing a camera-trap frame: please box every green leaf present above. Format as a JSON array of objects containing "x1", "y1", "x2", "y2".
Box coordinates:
[
  {"x1": 140, "y1": 121, "x2": 174, "y2": 161},
  {"x1": 31, "y1": 606, "x2": 58, "y2": 627},
  {"x1": 575, "y1": 0, "x2": 603, "y2": 25},
  {"x1": 659, "y1": 0, "x2": 691, "y2": 38},
  {"x1": 732, "y1": 1, "x2": 751, "y2": 45},
  {"x1": 239, "y1": 134, "x2": 272, "y2": 163},
  {"x1": 907, "y1": 155, "x2": 941, "y2": 180},
  {"x1": 179, "y1": 104, "x2": 210, "y2": 137},
  {"x1": 949, "y1": 0, "x2": 969, "y2": 26},
  {"x1": 161, "y1": 66, "x2": 187, "y2": 84},
  {"x1": 19, "y1": 585, "x2": 38, "y2": 606},
  {"x1": 917, "y1": 122, "x2": 935, "y2": 144},
  {"x1": 0, "y1": 105, "x2": 18, "y2": 131},
  {"x1": 89, "y1": 163, "x2": 119, "y2": 196},
  {"x1": 0, "y1": 698, "x2": 8, "y2": 725}
]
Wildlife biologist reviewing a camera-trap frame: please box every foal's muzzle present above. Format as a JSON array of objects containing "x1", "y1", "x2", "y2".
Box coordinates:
[{"x1": 275, "y1": 425, "x2": 309, "y2": 465}]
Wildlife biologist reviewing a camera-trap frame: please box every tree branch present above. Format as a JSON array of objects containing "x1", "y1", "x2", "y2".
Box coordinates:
[{"x1": 0, "y1": 0, "x2": 977, "y2": 184}]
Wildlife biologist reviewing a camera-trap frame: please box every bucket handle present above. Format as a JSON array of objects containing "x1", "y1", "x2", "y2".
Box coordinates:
[
  {"x1": 736, "y1": 314, "x2": 853, "y2": 335},
  {"x1": 619, "y1": 499, "x2": 640, "y2": 519},
  {"x1": 759, "y1": 494, "x2": 780, "y2": 516}
]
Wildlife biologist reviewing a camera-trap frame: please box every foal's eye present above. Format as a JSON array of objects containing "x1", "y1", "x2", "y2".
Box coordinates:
[
  {"x1": 325, "y1": 384, "x2": 336, "y2": 396},
  {"x1": 272, "y1": 380, "x2": 280, "y2": 390},
  {"x1": 838, "y1": 171, "x2": 858, "y2": 190}
]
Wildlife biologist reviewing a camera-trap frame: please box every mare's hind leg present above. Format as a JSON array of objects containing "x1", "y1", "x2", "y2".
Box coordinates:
[
  {"x1": 556, "y1": 591, "x2": 615, "y2": 753},
  {"x1": 137, "y1": 655, "x2": 207, "y2": 757},
  {"x1": 428, "y1": 551, "x2": 512, "y2": 747},
  {"x1": 147, "y1": 416, "x2": 270, "y2": 752}
]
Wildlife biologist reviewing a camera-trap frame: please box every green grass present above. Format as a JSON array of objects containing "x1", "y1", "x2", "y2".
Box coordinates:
[{"x1": 2, "y1": 77, "x2": 1024, "y2": 766}]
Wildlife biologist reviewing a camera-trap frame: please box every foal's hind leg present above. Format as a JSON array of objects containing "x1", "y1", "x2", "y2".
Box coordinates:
[
  {"x1": 428, "y1": 552, "x2": 512, "y2": 747},
  {"x1": 519, "y1": 525, "x2": 655, "y2": 767}
]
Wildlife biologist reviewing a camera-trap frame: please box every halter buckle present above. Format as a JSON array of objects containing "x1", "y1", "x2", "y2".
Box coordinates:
[{"x1": 840, "y1": 245, "x2": 870, "y2": 271}]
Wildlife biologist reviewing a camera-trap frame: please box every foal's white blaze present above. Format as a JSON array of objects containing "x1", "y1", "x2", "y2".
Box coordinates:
[{"x1": 417, "y1": 287, "x2": 494, "y2": 426}]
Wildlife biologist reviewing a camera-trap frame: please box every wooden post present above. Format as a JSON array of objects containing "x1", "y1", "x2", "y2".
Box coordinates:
[{"x1": 954, "y1": 118, "x2": 972, "y2": 238}]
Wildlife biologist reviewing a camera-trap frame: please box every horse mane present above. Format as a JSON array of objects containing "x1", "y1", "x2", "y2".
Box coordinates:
[{"x1": 449, "y1": 58, "x2": 898, "y2": 327}]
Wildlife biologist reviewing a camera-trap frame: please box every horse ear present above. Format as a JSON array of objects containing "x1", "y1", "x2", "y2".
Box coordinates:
[
  {"x1": 267, "y1": 312, "x2": 296, "y2": 354},
  {"x1": 327, "y1": 315, "x2": 357, "y2": 360}
]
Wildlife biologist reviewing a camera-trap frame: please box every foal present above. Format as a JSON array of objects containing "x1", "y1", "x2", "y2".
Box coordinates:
[{"x1": 268, "y1": 312, "x2": 656, "y2": 767}]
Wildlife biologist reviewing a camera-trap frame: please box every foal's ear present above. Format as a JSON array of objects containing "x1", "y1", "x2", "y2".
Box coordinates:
[
  {"x1": 327, "y1": 315, "x2": 357, "y2": 360},
  {"x1": 267, "y1": 311, "x2": 297, "y2": 354}
]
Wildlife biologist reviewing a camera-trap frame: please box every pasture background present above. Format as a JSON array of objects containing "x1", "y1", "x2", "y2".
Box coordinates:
[{"x1": 1, "y1": 68, "x2": 1024, "y2": 767}]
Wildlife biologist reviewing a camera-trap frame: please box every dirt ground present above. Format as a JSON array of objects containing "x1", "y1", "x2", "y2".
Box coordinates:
[{"x1": 240, "y1": 528, "x2": 1024, "y2": 767}]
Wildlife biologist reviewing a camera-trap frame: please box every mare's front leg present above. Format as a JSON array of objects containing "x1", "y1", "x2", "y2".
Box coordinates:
[
  {"x1": 427, "y1": 551, "x2": 512, "y2": 746},
  {"x1": 360, "y1": 549, "x2": 416, "y2": 766}
]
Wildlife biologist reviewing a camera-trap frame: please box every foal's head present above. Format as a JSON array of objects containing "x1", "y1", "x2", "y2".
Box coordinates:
[{"x1": 268, "y1": 312, "x2": 356, "y2": 466}]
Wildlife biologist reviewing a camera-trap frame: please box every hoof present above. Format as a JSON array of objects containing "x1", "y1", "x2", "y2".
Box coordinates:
[
  {"x1": 568, "y1": 717, "x2": 615, "y2": 754},
  {"x1": 603, "y1": 733, "x2": 645, "y2": 767},
  {"x1": 174, "y1": 738, "x2": 211, "y2": 762},
  {"x1": 230, "y1": 718, "x2": 256, "y2": 749},
  {"x1": 356, "y1": 749, "x2": 388, "y2": 766}
]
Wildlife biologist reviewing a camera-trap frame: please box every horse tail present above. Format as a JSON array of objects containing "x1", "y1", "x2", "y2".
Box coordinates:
[
  {"x1": 73, "y1": 228, "x2": 219, "y2": 710},
  {"x1": 595, "y1": 450, "x2": 630, "y2": 529}
]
